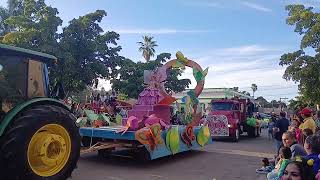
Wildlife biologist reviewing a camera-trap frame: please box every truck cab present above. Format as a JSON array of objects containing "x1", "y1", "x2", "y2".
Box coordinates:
[{"x1": 205, "y1": 99, "x2": 260, "y2": 142}]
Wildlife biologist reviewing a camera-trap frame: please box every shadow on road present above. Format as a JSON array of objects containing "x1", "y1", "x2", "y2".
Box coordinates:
[{"x1": 80, "y1": 149, "x2": 210, "y2": 168}]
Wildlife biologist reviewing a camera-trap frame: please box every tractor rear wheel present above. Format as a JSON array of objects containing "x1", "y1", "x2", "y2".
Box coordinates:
[{"x1": 0, "y1": 105, "x2": 80, "y2": 180}]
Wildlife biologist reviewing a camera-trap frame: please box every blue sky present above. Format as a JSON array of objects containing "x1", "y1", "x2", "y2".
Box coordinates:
[{"x1": 2, "y1": 0, "x2": 320, "y2": 101}]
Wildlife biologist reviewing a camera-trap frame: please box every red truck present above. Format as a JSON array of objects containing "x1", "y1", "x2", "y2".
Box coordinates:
[{"x1": 204, "y1": 99, "x2": 260, "y2": 142}]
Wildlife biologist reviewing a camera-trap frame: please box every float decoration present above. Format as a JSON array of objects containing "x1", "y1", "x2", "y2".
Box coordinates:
[
  {"x1": 197, "y1": 125, "x2": 210, "y2": 147},
  {"x1": 172, "y1": 51, "x2": 189, "y2": 70},
  {"x1": 193, "y1": 67, "x2": 208, "y2": 82},
  {"x1": 181, "y1": 125, "x2": 196, "y2": 147},
  {"x1": 165, "y1": 126, "x2": 180, "y2": 154},
  {"x1": 135, "y1": 123, "x2": 164, "y2": 152},
  {"x1": 116, "y1": 116, "x2": 139, "y2": 135},
  {"x1": 246, "y1": 117, "x2": 257, "y2": 127},
  {"x1": 79, "y1": 51, "x2": 212, "y2": 159}
]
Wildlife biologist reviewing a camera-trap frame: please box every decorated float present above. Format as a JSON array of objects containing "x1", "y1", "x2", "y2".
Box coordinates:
[{"x1": 79, "y1": 52, "x2": 212, "y2": 160}]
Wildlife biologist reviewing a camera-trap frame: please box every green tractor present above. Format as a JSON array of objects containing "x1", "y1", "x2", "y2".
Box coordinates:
[{"x1": 0, "y1": 44, "x2": 80, "y2": 179}]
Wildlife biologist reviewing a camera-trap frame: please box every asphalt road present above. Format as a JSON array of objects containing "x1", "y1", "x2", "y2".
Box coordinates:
[{"x1": 71, "y1": 129, "x2": 274, "y2": 180}]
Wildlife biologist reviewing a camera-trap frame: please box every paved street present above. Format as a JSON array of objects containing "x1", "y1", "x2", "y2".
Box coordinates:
[{"x1": 72, "y1": 129, "x2": 274, "y2": 180}]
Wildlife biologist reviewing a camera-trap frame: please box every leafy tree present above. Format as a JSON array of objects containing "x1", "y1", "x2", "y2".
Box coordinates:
[
  {"x1": 137, "y1": 35, "x2": 158, "y2": 62},
  {"x1": 1, "y1": 0, "x2": 122, "y2": 94},
  {"x1": 54, "y1": 10, "x2": 123, "y2": 93},
  {"x1": 241, "y1": 91, "x2": 251, "y2": 96},
  {"x1": 251, "y1": 83, "x2": 257, "y2": 98},
  {"x1": 255, "y1": 96, "x2": 271, "y2": 108},
  {"x1": 0, "y1": 0, "x2": 23, "y2": 36},
  {"x1": 7, "y1": 0, "x2": 23, "y2": 16},
  {"x1": 270, "y1": 100, "x2": 279, "y2": 108},
  {"x1": 112, "y1": 53, "x2": 191, "y2": 98},
  {"x1": 233, "y1": 87, "x2": 239, "y2": 92},
  {"x1": 2, "y1": 0, "x2": 62, "y2": 54},
  {"x1": 280, "y1": 5, "x2": 320, "y2": 104}
]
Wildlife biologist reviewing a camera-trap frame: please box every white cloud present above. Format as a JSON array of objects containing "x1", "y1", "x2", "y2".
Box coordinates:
[
  {"x1": 240, "y1": 1, "x2": 272, "y2": 12},
  {"x1": 109, "y1": 28, "x2": 211, "y2": 35},
  {"x1": 195, "y1": 45, "x2": 284, "y2": 65}
]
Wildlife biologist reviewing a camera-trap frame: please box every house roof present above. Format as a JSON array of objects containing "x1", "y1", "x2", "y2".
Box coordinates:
[{"x1": 173, "y1": 88, "x2": 253, "y2": 100}]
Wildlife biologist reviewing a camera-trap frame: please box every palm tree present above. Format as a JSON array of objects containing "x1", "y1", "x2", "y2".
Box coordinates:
[
  {"x1": 137, "y1": 35, "x2": 158, "y2": 62},
  {"x1": 251, "y1": 84, "x2": 257, "y2": 98}
]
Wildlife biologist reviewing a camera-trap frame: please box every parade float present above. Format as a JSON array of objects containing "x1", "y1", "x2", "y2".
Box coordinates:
[{"x1": 79, "y1": 52, "x2": 212, "y2": 161}]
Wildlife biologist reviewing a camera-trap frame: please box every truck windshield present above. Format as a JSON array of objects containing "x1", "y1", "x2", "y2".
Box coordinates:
[
  {"x1": 0, "y1": 56, "x2": 28, "y2": 113},
  {"x1": 212, "y1": 102, "x2": 233, "y2": 111}
]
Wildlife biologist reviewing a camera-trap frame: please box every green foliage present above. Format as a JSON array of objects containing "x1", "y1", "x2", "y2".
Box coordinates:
[
  {"x1": 0, "y1": 0, "x2": 23, "y2": 35},
  {"x1": 137, "y1": 35, "x2": 158, "y2": 62},
  {"x1": 241, "y1": 91, "x2": 251, "y2": 96},
  {"x1": 255, "y1": 96, "x2": 272, "y2": 108},
  {"x1": 1, "y1": 0, "x2": 122, "y2": 94},
  {"x1": 53, "y1": 10, "x2": 123, "y2": 92},
  {"x1": 288, "y1": 98, "x2": 306, "y2": 111},
  {"x1": 280, "y1": 5, "x2": 320, "y2": 104},
  {"x1": 112, "y1": 53, "x2": 191, "y2": 98}
]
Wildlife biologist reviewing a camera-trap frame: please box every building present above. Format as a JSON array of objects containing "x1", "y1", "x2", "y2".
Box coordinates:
[{"x1": 172, "y1": 88, "x2": 253, "y2": 114}]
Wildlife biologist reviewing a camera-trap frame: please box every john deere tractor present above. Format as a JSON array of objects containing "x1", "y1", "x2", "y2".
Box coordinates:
[{"x1": 0, "y1": 44, "x2": 80, "y2": 179}]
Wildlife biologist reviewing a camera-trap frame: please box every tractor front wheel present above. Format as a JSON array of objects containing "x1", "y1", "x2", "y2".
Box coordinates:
[{"x1": 0, "y1": 105, "x2": 80, "y2": 180}]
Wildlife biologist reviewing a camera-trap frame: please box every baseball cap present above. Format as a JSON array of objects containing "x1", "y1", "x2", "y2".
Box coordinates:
[{"x1": 301, "y1": 107, "x2": 312, "y2": 116}]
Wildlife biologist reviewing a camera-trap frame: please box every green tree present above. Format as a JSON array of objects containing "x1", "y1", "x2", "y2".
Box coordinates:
[
  {"x1": 2, "y1": 0, "x2": 62, "y2": 54},
  {"x1": 0, "y1": 0, "x2": 23, "y2": 36},
  {"x1": 54, "y1": 10, "x2": 123, "y2": 93},
  {"x1": 271, "y1": 100, "x2": 279, "y2": 108},
  {"x1": 255, "y1": 96, "x2": 270, "y2": 108},
  {"x1": 1, "y1": 0, "x2": 122, "y2": 94},
  {"x1": 241, "y1": 91, "x2": 251, "y2": 96},
  {"x1": 280, "y1": 5, "x2": 320, "y2": 104},
  {"x1": 137, "y1": 35, "x2": 158, "y2": 62},
  {"x1": 251, "y1": 83, "x2": 257, "y2": 98},
  {"x1": 112, "y1": 53, "x2": 191, "y2": 98}
]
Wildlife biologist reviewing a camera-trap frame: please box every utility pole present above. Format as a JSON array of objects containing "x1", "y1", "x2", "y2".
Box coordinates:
[{"x1": 280, "y1": 97, "x2": 288, "y2": 111}]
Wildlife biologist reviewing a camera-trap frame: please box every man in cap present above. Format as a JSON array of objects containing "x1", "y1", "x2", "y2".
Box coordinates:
[{"x1": 299, "y1": 107, "x2": 316, "y2": 133}]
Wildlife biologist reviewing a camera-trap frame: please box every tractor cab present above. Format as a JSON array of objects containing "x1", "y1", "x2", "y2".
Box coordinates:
[
  {"x1": 0, "y1": 44, "x2": 79, "y2": 179},
  {"x1": 0, "y1": 44, "x2": 57, "y2": 119}
]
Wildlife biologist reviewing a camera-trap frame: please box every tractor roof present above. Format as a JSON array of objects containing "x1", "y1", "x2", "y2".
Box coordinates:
[{"x1": 0, "y1": 44, "x2": 57, "y2": 64}]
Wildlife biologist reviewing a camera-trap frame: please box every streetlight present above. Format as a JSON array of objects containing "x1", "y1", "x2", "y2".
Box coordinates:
[{"x1": 280, "y1": 97, "x2": 288, "y2": 111}]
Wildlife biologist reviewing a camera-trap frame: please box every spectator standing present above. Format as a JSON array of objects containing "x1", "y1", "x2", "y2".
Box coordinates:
[
  {"x1": 268, "y1": 119, "x2": 275, "y2": 140},
  {"x1": 246, "y1": 99, "x2": 254, "y2": 118},
  {"x1": 300, "y1": 108, "x2": 316, "y2": 134},
  {"x1": 274, "y1": 112, "x2": 290, "y2": 155}
]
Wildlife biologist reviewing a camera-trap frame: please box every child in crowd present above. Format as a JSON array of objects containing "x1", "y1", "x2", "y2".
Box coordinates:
[
  {"x1": 268, "y1": 119, "x2": 275, "y2": 140},
  {"x1": 289, "y1": 118, "x2": 302, "y2": 144},
  {"x1": 304, "y1": 135, "x2": 320, "y2": 175},
  {"x1": 302, "y1": 128, "x2": 314, "y2": 145},
  {"x1": 267, "y1": 147, "x2": 292, "y2": 180},
  {"x1": 256, "y1": 158, "x2": 273, "y2": 174}
]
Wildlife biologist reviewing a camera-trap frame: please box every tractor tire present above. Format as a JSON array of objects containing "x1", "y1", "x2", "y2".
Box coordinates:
[
  {"x1": 247, "y1": 126, "x2": 256, "y2": 138},
  {"x1": 136, "y1": 147, "x2": 151, "y2": 163},
  {"x1": 0, "y1": 105, "x2": 80, "y2": 180}
]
